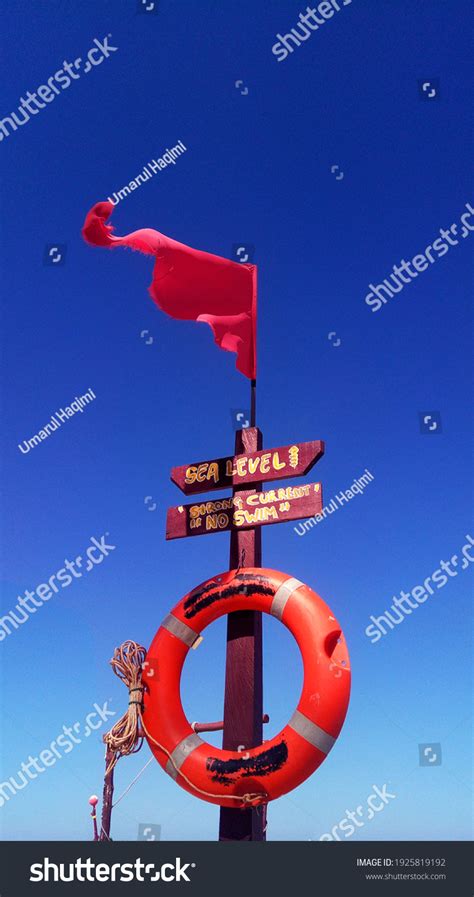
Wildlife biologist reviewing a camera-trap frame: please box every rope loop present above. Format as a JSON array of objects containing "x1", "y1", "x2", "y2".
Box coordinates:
[
  {"x1": 103, "y1": 640, "x2": 268, "y2": 808},
  {"x1": 103, "y1": 641, "x2": 147, "y2": 775}
]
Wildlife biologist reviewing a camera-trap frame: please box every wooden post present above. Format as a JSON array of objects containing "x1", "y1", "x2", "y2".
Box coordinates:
[
  {"x1": 218, "y1": 424, "x2": 266, "y2": 841},
  {"x1": 99, "y1": 747, "x2": 115, "y2": 840},
  {"x1": 89, "y1": 795, "x2": 99, "y2": 841},
  {"x1": 165, "y1": 381, "x2": 325, "y2": 840}
]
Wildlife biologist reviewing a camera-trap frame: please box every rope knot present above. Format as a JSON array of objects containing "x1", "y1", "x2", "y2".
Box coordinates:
[
  {"x1": 103, "y1": 641, "x2": 147, "y2": 774},
  {"x1": 241, "y1": 792, "x2": 267, "y2": 807},
  {"x1": 102, "y1": 640, "x2": 269, "y2": 813},
  {"x1": 128, "y1": 685, "x2": 144, "y2": 706}
]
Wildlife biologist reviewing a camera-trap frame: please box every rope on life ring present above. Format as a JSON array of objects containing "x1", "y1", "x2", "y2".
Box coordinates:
[
  {"x1": 143, "y1": 567, "x2": 351, "y2": 808},
  {"x1": 102, "y1": 640, "x2": 265, "y2": 806},
  {"x1": 101, "y1": 566, "x2": 351, "y2": 814}
]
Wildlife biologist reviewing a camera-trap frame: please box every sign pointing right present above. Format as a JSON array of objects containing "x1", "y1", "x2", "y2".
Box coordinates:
[{"x1": 170, "y1": 440, "x2": 324, "y2": 495}]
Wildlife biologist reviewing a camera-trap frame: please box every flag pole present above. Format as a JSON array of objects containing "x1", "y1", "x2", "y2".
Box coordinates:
[{"x1": 250, "y1": 378, "x2": 256, "y2": 427}]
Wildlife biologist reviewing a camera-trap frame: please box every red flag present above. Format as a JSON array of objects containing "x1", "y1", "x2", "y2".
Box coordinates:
[{"x1": 82, "y1": 201, "x2": 256, "y2": 379}]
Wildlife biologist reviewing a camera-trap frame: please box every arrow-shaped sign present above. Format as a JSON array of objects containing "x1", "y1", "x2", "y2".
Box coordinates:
[
  {"x1": 170, "y1": 440, "x2": 324, "y2": 495},
  {"x1": 166, "y1": 482, "x2": 322, "y2": 540}
]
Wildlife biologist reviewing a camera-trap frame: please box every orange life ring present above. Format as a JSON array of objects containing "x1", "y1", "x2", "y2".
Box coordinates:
[{"x1": 142, "y1": 568, "x2": 350, "y2": 807}]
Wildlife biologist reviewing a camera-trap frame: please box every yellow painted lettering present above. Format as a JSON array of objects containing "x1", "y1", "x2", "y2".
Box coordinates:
[
  {"x1": 260, "y1": 453, "x2": 271, "y2": 474},
  {"x1": 185, "y1": 466, "x2": 197, "y2": 484},
  {"x1": 247, "y1": 494, "x2": 260, "y2": 506},
  {"x1": 208, "y1": 462, "x2": 219, "y2": 484},
  {"x1": 248, "y1": 457, "x2": 260, "y2": 475},
  {"x1": 272, "y1": 452, "x2": 285, "y2": 470},
  {"x1": 262, "y1": 490, "x2": 276, "y2": 504},
  {"x1": 236, "y1": 457, "x2": 247, "y2": 477}
]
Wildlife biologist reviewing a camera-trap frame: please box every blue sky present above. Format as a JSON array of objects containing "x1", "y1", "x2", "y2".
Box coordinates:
[{"x1": 0, "y1": 0, "x2": 472, "y2": 841}]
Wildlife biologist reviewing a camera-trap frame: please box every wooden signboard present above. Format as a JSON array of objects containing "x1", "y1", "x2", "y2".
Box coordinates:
[
  {"x1": 166, "y1": 427, "x2": 325, "y2": 843},
  {"x1": 166, "y1": 482, "x2": 322, "y2": 540},
  {"x1": 170, "y1": 440, "x2": 324, "y2": 495}
]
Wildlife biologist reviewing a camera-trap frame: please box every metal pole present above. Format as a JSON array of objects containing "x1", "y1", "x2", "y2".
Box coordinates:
[
  {"x1": 250, "y1": 378, "x2": 256, "y2": 428},
  {"x1": 194, "y1": 715, "x2": 269, "y2": 734}
]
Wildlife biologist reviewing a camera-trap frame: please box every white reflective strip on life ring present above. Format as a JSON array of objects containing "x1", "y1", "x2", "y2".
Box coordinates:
[
  {"x1": 270, "y1": 577, "x2": 304, "y2": 620},
  {"x1": 288, "y1": 710, "x2": 336, "y2": 755},
  {"x1": 161, "y1": 613, "x2": 200, "y2": 648},
  {"x1": 165, "y1": 733, "x2": 204, "y2": 780}
]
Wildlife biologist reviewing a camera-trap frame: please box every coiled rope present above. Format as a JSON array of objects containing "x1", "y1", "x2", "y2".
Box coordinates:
[
  {"x1": 104, "y1": 641, "x2": 146, "y2": 775},
  {"x1": 103, "y1": 639, "x2": 267, "y2": 807}
]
